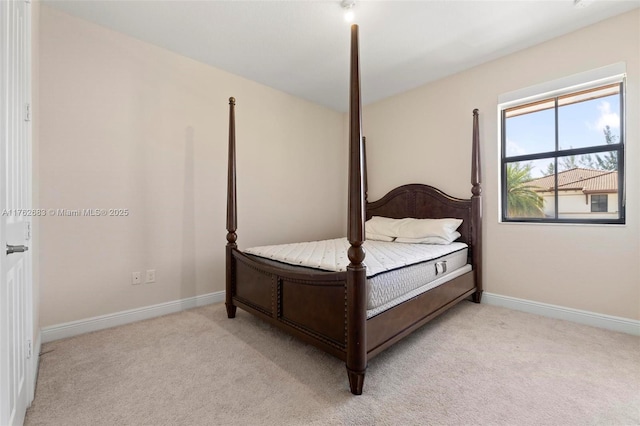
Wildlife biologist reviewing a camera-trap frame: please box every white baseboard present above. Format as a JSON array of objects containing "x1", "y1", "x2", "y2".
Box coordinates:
[
  {"x1": 41, "y1": 291, "x2": 225, "y2": 343},
  {"x1": 482, "y1": 292, "x2": 640, "y2": 336},
  {"x1": 40, "y1": 291, "x2": 638, "y2": 341}
]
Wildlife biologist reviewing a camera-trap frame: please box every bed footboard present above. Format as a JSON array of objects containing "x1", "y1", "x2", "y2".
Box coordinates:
[{"x1": 230, "y1": 250, "x2": 349, "y2": 360}]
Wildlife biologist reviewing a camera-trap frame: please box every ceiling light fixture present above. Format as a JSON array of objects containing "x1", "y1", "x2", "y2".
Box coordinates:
[{"x1": 341, "y1": 0, "x2": 356, "y2": 23}]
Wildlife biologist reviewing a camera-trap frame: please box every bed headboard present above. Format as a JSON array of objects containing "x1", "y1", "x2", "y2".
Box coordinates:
[
  {"x1": 364, "y1": 109, "x2": 481, "y2": 258},
  {"x1": 366, "y1": 184, "x2": 474, "y2": 246}
]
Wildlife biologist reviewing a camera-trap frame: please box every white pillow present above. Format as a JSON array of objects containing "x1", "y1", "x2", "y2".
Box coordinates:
[
  {"x1": 395, "y1": 231, "x2": 461, "y2": 245},
  {"x1": 365, "y1": 216, "x2": 405, "y2": 237},
  {"x1": 366, "y1": 216, "x2": 462, "y2": 240},
  {"x1": 366, "y1": 232, "x2": 395, "y2": 242}
]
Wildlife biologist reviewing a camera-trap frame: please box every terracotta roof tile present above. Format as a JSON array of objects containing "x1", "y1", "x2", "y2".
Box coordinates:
[{"x1": 527, "y1": 168, "x2": 617, "y2": 193}]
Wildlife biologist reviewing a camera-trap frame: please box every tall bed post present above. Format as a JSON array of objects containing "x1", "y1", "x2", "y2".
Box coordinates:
[
  {"x1": 363, "y1": 136, "x2": 368, "y2": 203},
  {"x1": 471, "y1": 108, "x2": 483, "y2": 303},
  {"x1": 346, "y1": 24, "x2": 367, "y2": 395},
  {"x1": 226, "y1": 97, "x2": 238, "y2": 318}
]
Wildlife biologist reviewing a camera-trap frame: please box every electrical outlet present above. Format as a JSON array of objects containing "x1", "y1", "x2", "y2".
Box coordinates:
[
  {"x1": 132, "y1": 272, "x2": 142, "y2": 285},
  {"x1": 145, "y1": 269, "x2": 156, "y2": 283}
]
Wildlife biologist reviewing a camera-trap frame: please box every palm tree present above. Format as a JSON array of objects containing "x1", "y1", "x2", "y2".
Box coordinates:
[{"x1": 506, "y1": 163, "x2": 544, "y2": 218}]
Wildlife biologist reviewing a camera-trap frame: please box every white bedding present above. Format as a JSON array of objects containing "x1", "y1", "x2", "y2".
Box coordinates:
[{"x1": 244, "y1": 238, "x2": 467, "y2": 278}]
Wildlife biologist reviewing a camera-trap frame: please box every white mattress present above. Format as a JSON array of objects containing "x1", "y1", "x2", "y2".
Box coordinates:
[
  {"x1": 366, "y1": 264, "x2": 472, "y2": 318},
  {"x1": 366, "y1": 245, "x2": 468, "y2": 310},
  {"x1": 244, "y1": 238, "x2": 470, "y2": 312},
  {"x1": 244, "y1": 238, "x2": 467, "y2": 277}
]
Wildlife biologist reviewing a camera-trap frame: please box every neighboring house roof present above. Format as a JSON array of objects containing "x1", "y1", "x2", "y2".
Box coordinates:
[{"x1": 527, "y1": 168, "x2": 618, "y2": 194}]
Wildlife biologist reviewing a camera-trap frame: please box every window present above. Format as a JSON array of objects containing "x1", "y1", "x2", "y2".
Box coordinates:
[
  {"x1": 500, "y1": 80, "x2": 625, "y2": 224},
  {"x1": 591, "y1": 194, "x2": 608, "y2": 213}
]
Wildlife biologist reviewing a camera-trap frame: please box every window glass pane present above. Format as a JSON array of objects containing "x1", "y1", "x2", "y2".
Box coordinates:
[
  {"x1": 558, "y1": 91, "x2": 620, "y2": 151},
  {"x1": 552, "y1": 153, "x2": 619, "y2": 220},
  {"x1": 504, "y1": 161, "x2": 547, "y2": 219},
  {"x1": 505, "y1": 102, "x2": 555, "y2": 157},
  {"x1": 591, "y1": 195, "x2": 608, "y2": 213}
]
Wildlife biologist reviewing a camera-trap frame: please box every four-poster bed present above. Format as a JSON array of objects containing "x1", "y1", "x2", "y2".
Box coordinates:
[{"x1": 225, "y1": 24, "x2": 482, "y2": 395}]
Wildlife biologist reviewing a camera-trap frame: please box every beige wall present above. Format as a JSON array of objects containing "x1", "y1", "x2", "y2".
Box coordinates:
[
  {"x1": 364, "y1": 10, "x2": 640, "y2": 320},
  {"x1": 38, "y1": 6, "x2": 346, "y2": 327}
]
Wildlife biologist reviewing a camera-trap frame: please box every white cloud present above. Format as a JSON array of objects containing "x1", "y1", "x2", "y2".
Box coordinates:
[
  {"x1": 588, "y1": 101, "x2": 620, "y2": 131},
  {"x1": 506, "y1": 138, "x2": 527, "y2": 156}
]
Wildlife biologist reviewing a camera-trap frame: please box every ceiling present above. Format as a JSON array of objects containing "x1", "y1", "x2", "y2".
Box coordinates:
[{"x1": 44, "y1": 0, "x2": 639, "y2": 112}]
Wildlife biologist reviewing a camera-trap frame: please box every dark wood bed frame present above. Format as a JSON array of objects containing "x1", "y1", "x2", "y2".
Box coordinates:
[{"x1": 225, "y1": 25, "x2": 482, "y2": 395}]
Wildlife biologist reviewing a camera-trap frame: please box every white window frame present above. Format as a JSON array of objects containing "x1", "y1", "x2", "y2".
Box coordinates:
[{"x1": 497, "y1": 63, "x2": 626, "y2": 225}]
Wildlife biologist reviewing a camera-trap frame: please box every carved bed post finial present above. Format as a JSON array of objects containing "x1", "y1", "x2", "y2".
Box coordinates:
[
  {"x1": 346, "y1": 23, "x2": 367, "y2": 395},
  {"x1": 471, "y1": 108, "x2": 483, "y2": 303},
  {"x1": 226, "y1": 96, "x2": 238, "y2": 318}
]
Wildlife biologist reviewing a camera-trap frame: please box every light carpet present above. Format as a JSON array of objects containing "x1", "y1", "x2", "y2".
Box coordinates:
[{"x1": 25, "y1": 302, "x2": 640, "y2": 425}]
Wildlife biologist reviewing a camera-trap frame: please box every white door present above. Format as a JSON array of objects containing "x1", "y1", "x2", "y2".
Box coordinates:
[{"x1": 1, "y1": 0, "x2": 33, "y2": 425}]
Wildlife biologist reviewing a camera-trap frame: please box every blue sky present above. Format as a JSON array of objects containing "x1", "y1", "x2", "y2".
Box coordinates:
[{"x1": 506, "y1": 94, "x2": 620, "y2": 177}]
